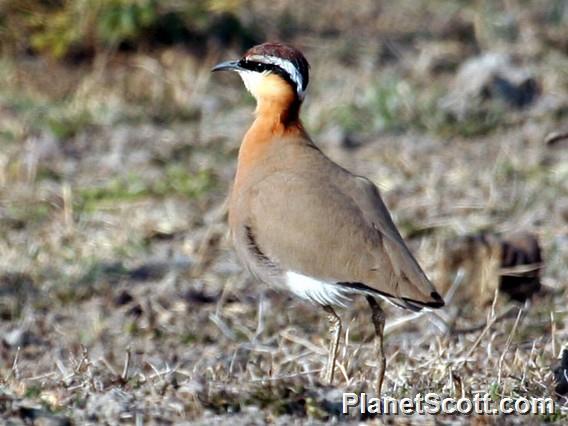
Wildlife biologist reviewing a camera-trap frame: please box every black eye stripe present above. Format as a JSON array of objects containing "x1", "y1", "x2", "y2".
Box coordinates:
[
  {"x1": 239, "y1": 59, "x2": 300, "y2": 91},
  {"x1": 239, "y1": 59, "x2": 277, "y2": 74}
]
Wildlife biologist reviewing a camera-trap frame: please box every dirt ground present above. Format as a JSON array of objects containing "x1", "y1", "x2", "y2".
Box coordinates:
[{"x1": 1, "y1": 1, "x2": 568, "y2": 424}]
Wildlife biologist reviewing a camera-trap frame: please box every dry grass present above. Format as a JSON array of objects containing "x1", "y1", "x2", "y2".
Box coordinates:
[{"x1": 1, "y1": 1, "x2": 568, "y2": 424}]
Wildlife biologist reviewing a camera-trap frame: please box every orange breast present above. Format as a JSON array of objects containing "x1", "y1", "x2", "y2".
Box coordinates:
[
  {"x1": 230, "y1": 74, "x2": 306, "y2": 228},
  {"x1": 234, "y1": 117, "x2": 304, "y2": 186}
]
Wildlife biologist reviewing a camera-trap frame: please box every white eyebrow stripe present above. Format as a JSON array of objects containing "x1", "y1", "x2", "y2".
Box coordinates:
[{"x1": 247, "y1": 54, "x2": 306, "y2": 99}]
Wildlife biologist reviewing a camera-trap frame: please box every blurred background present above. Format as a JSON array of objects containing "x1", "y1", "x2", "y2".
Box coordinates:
[{"x1": 0, "y1": 0, "x2": 567, "y2": 423}]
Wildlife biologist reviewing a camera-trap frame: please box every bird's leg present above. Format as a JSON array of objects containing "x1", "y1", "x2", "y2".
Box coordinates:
[
  {"x1": 366, "y1": 296, "x2": 386, "y2": 396},
  {"x1": 322, "y1": 305, "x2": 341, "y2": 385}
]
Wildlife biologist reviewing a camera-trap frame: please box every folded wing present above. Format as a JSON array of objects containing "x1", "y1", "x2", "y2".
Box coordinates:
[{"x1": 243, "y1": 144, "x2": 443, "y2": 309}]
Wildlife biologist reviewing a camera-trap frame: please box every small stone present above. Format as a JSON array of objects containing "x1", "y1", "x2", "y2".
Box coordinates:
[
  {"x1": 3, "y1": 328, "x2": 33, "y2": 348},
  {"x1": 441, "y1": 53, "x2": 540, "y2": 117},
  {"x1": 114, "y1": 290, "x2": 134, "y2": 306}
]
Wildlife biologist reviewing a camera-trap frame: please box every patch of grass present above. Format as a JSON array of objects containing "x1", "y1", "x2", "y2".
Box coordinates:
[
  {"x1": 542, "y1": 410, "x2": 568, "y2": 423},
  {"x1": 111, "y1": 236, "x2": 150, "y2": 259},
  {"x1": 76, "y1": 175, "x2": 152, "y2": 211},
  {"x1": 0, "y1": 129, "x2": 18, "y2": 143},
  {"x1": 78, "y1": 262, "x2": 129, "y2": 286},
  {"x1": 333, "y1": 75, "x2": 416, "y2": 134},
  {"x1": 47, "y1": 109, "x2": 94, "y2": 140},
  {"x1": 367, "y1": 78, "x2": 415, "y2": 133},
  {"x1": 35, "y1": 167, "x2": 63, "y2": 182},
  {"x1": 426, "y1": 108, "x2": 506, "y2": 138},
  {"x1": 125, "y1": 320, "x2": 141, "y2": 337},
  {"x1": 75, "y1": 166, "x2": 216, "y2": 212},
  {"x1": 154, "y1": 165, "x2": 217, "y2": 198},
  {"x1": 488, "y1": 382, "x2": 501, "y2": 401},
  {"x1": 3, "y1": 202, "x2": 52, "y2": 230},
  {"x1": 0, "y1": 0, "x2": 251, "y2": 59},
  {"x1": 49, "y1": 260, "x2": 134, "y2": 307},
  {"x1": 241, "y1": 383, "x2": 308, "y2": 417},
  {"x1": 147, "y1": 105, "x2": 202, "y2": 125},
  {"x1": 24, "y1": 385, "x2": 42, "y2": 399},
  {"x1": 0, "y1": 58, "x2": 204, "y2": 141},
  {"x1": 333, "y1": 77, "x2": 506, "y2": 138},
  {"x1": 0, "y1": 89, "x2": 96, "y2": 140},
  {"x1": 180, "y1": 332, "x2": 198, "y2": 345},
  {"x1": 333, "y1": 104, "x2": 366, "y2": 134}
]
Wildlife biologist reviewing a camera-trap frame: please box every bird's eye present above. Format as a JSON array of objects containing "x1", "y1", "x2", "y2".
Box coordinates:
[
  {"x1": 240, "y1": 59, "x2": 269, "y2": 73},
  {"x1": 251, "y1": 62, "x2": 266, "y2": 72}
]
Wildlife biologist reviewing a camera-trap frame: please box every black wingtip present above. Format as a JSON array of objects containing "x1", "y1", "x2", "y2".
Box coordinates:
[
  {"x1": 401, "y1": 291, "x2": 445, "y2": 311},
  {"x1": 335, "y1": 281, "x2": 445, "y2": 311},
  {"x1": 429, "y1": 291, "x2": 445, "y2": 308}
]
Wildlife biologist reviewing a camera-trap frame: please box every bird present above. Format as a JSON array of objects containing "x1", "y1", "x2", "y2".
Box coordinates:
[{"x1": 212, "y1": 42, "x2": 445, "y2": 394}]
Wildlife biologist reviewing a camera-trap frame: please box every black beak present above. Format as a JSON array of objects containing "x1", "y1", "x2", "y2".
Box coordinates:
[{"x1": 211, "y1": 60, "x2": 241, "y2": 73}]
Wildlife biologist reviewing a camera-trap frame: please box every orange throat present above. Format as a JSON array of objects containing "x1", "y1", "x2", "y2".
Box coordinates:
[{"x1": 235, "y1": 75, "x2": 306, "y2": 180}]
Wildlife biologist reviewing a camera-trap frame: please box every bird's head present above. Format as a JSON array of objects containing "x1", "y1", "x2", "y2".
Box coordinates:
[{"x1": 212, "y1": 42, "x2": 310, "y2": 103}]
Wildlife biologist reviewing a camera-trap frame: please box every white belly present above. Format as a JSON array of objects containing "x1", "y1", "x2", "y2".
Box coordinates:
[{"x1": 285, "y1": 271, "x2": 351, "y2": 307}]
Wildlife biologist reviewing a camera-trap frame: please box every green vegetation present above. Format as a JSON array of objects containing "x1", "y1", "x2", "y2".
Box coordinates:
[
  {"x1": 0, "y1": 82, "x2": 95, "y2": 141},
  {"x1": 0, "y1": 0, "x2": 250, "y2": 59},
  {"x1": 334, "y1": 76, "x2": 508, "y2": 138},
  {"x1": 76, "y1": 167, "x2": 216, "y2": 212},
  {"x1": 334, "y1": 76, "x2": 416, "y2": 135}
]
